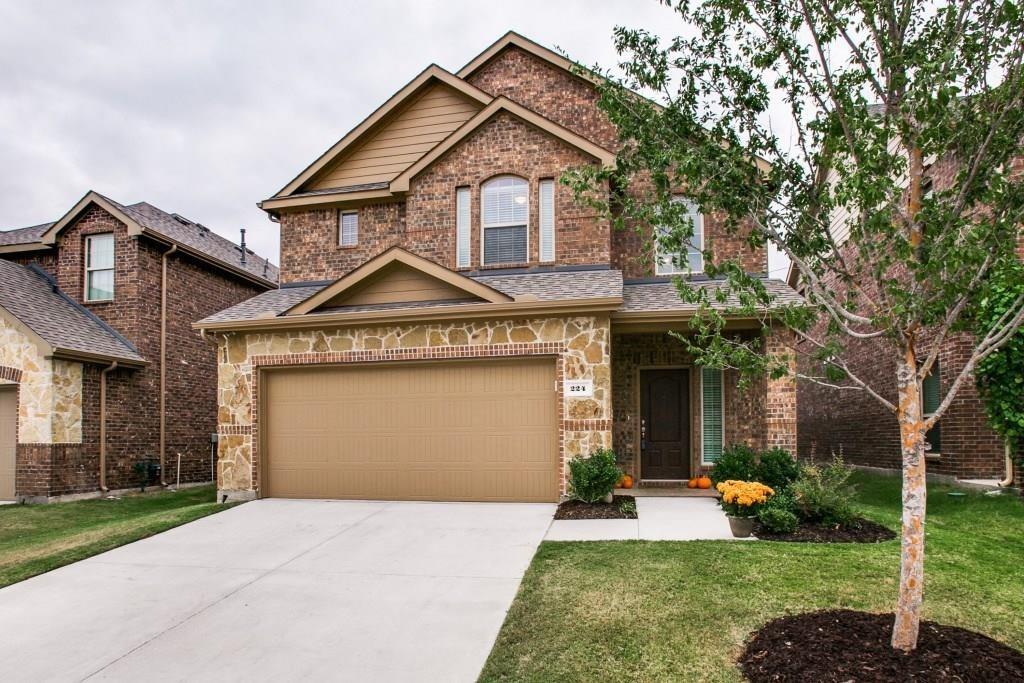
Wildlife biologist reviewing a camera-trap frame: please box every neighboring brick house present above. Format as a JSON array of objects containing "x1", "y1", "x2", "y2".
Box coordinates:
[
  {"x1": 0, "y1": 191, "x2": 277, "y2": 502},
  {"x1": 197, "y1": 32, "x2": 801, "y2": 504},
  {"x1": 795, "y1": 149, "x2": 1024, "y2": 483}
]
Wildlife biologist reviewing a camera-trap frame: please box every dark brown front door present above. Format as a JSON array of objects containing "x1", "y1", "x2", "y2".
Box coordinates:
[{"x1": 640, "y1": 369, "x2": 690, "y2": 480}]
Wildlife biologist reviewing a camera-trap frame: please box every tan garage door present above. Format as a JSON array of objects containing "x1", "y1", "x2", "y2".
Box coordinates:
[
  {"x1": 0, "y1": 387, "x2": 15, "y2": 501},
  {"x1": 262, "y1": 359, "x2": 558, "y2": 502}
]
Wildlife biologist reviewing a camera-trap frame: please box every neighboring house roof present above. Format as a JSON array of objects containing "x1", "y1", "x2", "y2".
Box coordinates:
[
  {"x1": 0, "y1": 222, "x2": 55, "y2": 254},
  {"x1": 35, "y1": 191, "x2": 277, "y2": 287},
  {"x1": 0, "y1": 260, "x2": 146, "y2": 366},
  {"x1": 616, "y1": 278, "x2": 804, "y2": 319}
]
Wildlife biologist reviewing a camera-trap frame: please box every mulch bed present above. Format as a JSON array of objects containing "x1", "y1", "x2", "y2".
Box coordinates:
[
  {"x1": 739, "y1": 609, "x2": 1024, "y2": 682},
  {"x1": 554, "y1": 495, "x2": 637, "y2": 520},
  {"x1": 754, "y1": 516, "x2": 896, "y2": 543}
]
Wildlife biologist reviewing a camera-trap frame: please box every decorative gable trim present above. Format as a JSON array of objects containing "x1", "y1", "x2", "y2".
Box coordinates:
[
  {"x1": 40, "y1": 191, "x2": 144, "y2": 245},
  {"x1": 271, "y1": 66, "x2": 494, "y2": 200},
  {"x1": 389, "y1": 97, "x2": 616, "y2": 193},
  {"x1": 284, "y1": 246, "x2": 513, "y2": 316}
]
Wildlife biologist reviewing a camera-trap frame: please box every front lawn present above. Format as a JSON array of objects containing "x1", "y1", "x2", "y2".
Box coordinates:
[
  {"x1": 481, "y1": 473, "x2": 1024, "y2": 682},
  {"x1": 0, "y1": 485, "x2": 232, "y2": 588}
]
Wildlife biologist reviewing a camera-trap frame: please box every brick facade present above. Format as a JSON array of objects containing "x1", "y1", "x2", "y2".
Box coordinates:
[{"x1": 3, "y1": 205, "x2": 267, "y2": 500}]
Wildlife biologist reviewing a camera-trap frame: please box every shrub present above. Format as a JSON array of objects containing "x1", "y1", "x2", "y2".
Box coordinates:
[
  {"x1": 790, "y1": 456, "x2": 858, "y2": 526},
  {"x1": 568, "y1": 449, "x2": 622, "y2": 504},
  {"x1": 710, "y1": 444, "x2": 759, "y2": 484},
  {"x1": 757, "y1": 489, "x2": 799, "y2": 533},
  {"x1": 756, "y1": 448, "x2": 800, "y2": 491}
]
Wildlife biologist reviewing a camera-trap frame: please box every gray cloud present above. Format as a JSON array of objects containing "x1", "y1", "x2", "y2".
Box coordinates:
[{"x1": 0, "y1": 0, "x2": 787, "y2": 276}]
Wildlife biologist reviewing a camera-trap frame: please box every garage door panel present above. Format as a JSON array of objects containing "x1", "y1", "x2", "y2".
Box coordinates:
[{"x1": 263, "y1": 359, "x2": 558, "y2": 502}]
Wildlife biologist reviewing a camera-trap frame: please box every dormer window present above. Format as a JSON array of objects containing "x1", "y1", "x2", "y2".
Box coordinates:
[
  {"x1": 481, "y1": 176, "x2": 528, "y2": 265},
  {"x1": 85, "y1": 233, "x2": 114, "y2": 301},
  {"x1": 656, "y1": 197, "x2": 704, "y2": 275}
]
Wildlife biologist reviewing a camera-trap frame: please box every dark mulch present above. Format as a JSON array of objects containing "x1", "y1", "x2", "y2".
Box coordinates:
[
  {"x1": 554, "y1": 495, "x2": 637, "y2": 520},
  {"x1": 740, "y1": 609, "x2": 1024, "y2": 682},
  {"x1": 754, "y1": 516, "x2": 896, "y2": 543}
]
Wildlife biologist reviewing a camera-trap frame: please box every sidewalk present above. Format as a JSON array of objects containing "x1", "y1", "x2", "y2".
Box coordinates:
[{"x1": 545, "y1": 497, "x2": 751, "y2": 541}]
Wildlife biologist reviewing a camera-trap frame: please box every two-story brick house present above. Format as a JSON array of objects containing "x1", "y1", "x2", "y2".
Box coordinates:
[
  {"x1": 0, "y1": 191, "x2": 277, "y2": 501},
  {"x1": 198, "y1": 32, "x2": 801, "y2": 503}
]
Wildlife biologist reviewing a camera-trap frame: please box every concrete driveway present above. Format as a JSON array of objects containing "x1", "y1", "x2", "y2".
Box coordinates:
[{"x1": 0, "y1": 499, "x2": 555, "y2": 682}]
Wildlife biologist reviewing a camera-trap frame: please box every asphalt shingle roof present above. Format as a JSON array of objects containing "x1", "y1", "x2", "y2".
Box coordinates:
[
  {"x1": 0, "y1": 260, "x2": 145, "y2": 364},
  {"x1": 0, "y1": 222, "x2": 53, "y2": 246},
  {"x1": 198, "y1": 268, "x2": 625, "y2": 324},
  {"x1": 620, "y1": 278, "x2": 805, "y2": 313}
]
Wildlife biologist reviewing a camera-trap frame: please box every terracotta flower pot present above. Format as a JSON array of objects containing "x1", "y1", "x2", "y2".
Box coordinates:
[{"x1": 727, "y1": 515, "x2": 755, "y2": 538}]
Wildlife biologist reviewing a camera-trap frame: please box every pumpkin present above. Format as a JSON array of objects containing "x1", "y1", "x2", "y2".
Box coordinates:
[
  {"x1": 697, "y1": 475, "x2": 712, "y2": 489},
  {"x1": 620, "y1": 474, "x2": 634, "y2": 489},
  {"x1": 687, "y1": 477, "x2": 699, "y2": 489}
]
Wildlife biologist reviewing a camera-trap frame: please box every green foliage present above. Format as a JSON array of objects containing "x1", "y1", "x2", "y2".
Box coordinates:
[
  {"x1": 757, "y1": 447, "x2": 801, "y2": 491},
  {"x1": 974, "y1": 257, "x2": 1024, "y2": 462},
  {"x1": 567, "y1": 449, "x2": 622, "y2": 504},
  {"x1": 619, "y1": 499, "x2": 637, "y2": 517},
  {"x1": 790, "y1": 457, "x2": 858, "y2": 526},
  {"x1": 709, "y1": 444, "x2": 759, "y2": 484},
  {"x1": 757, "y1": 489, "x2": 799, "y2": 533}
]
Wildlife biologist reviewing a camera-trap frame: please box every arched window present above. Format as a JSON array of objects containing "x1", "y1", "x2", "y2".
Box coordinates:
[{"x1": 481, "y1": 176, "x2": 528, "y2": 265}]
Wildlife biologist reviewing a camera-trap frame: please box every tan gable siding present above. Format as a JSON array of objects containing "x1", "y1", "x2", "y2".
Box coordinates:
[
  {"x1": 321, "y1": 264, "x2": 479, "y2": 308},
  {"x1": 308, "y1": 85, "x2": 484, "y2": 190}
]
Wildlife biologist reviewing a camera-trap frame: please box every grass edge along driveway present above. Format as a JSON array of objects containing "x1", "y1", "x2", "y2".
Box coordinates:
[
  {"x1": 0, "y1": 485, "x2": 233, "y2": 588},
  {"x1": 480, "y1": 473, "x2": 1024, "y2": 682}
]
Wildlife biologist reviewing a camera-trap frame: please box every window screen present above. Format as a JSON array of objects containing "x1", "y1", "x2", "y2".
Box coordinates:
[
  {"x1": 481, "y1": 176, "x2": 528, "y2": 265},
  {"x1": 339, "y1": 211, "x2": 358, "y2": 246}
]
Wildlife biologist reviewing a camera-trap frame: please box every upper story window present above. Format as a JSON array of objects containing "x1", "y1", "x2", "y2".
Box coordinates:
[
  {"x1": 456, "y1": 187, "x2": 471, "y2": 268},
  {"x1": 539, "y1": 179, "x2": 555, "y2": 263},
  {"x1": 655, "y1": 198, "x2": 703, "y2": 275},
  {"x1": 481, "y1": 176, "x2": 528, "y2": 265},
  {"x1": 84, "y1": 233, "x2": 114, "y2": 302},
  {"x1": 339, "y1": 211, "x2": 358, "y2": 247}
]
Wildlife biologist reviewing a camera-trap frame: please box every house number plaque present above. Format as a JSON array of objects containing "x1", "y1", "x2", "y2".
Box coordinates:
[{"x1": 564, "y1": 379, "x2": 594, "y2": 398}]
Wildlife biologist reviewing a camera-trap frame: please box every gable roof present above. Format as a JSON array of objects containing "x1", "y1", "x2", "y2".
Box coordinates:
[
  {"x1": 271, "y1": 66, "x2": 494, "y2": 200},
  {"x1": 389, "y1": 97, "x2": 616, "y2": 192},
  {"x1": 284, "y1": 247, "x2": 513, "y2": 316},
  {"x1": 0, "y1": 222, "x2": 54, "y2": 254},
  {"x1": 38, "y1": 191, "x2": 277, "y2": 287},
  {"x1": 457, "y1": 31, "x2": 601, "y2": 86},
  {"x1": 0, "y1": 260, "x2": 145, "y2": 367}
]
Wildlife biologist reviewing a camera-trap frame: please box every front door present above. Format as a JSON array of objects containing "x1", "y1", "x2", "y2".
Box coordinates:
[{"x1": 640, "y1": 369, "x2": 690, "y2": 480}]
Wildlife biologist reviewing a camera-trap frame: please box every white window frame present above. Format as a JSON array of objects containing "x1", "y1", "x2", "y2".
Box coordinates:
[
  {"x1": 539, "y1": 178, "x2": 555, "y2": 263},
  {"x1": 84, "y1": 233, "x2": 115, "y2": 302},
  {"x1": 656, "y1": 197, "x2": 704, "y2": 275},
  {"x1": 699, "y1": 367, "x2": 725, "y2": 466},
  {"x1": 338, "y1": 210, "x2": 358, "y2": 247},
  {"x1": 480, "y1": 175, "x2": 529, "y2": 266},
  {"x1": 455, "y1": 186, "x2": 471, "y2": 268}
]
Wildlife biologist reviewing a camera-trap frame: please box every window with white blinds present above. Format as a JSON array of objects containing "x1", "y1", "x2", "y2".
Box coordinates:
[
  {"x1": 481, "y1": 176, "x2": 528, "y2": 265},
  {"x1": 539, "y1": 179, "x2": 555, "y2": 262},
  {"x1": 339, "y1": 211, "x2": 358, "y2": 247},
  {"x1": 456, "y1": 187, "x2": 471, "y2": 268},
  {"x1": 656, "y1": 197, "x2": 704, "y2": 275},
  {"x1": 701, "y1": 367, "x2": 724, "y2": 464}
]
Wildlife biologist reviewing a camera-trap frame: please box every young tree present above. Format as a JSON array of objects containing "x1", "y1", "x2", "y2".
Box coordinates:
[{"x1": 568, "y1": 0, "x2": 1024, "y2": 651}]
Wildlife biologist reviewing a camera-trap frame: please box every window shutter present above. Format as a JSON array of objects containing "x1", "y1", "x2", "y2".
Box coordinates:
[
  {"x1": 456, "y1": 187, "x2": 470, "y2": 268},
  {"x1": 922, "y1": 363, "x2": 941, "y2": 415},
  {"x1": 539, "y1": 179, "x2": 555, "y2": 262},
  {"x1": 339, "y1": 212, "x2": 358, "y2": 246},
  {"x1": 701, "y1": 367, "x2": 724, "y2": 463}
]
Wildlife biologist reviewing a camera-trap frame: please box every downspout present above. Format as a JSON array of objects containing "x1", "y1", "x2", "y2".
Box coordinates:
[
  {"x1": 998, "y1": 440, "x2": 1015, "y2": 488},
  {"x1": 159, "y1": 243, "x2": 178, "y2": 486},
  {"x1": 99, "y1": 361, "x2": 118, "y2": 492}
]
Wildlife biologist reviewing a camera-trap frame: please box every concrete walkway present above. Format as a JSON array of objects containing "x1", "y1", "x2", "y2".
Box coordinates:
[
  {"x1": 546, "y1": 497, "x2": 744, "y2": 541},
  {"x1": 0, "y1": 499, "x2": 555, "y2": 682}
]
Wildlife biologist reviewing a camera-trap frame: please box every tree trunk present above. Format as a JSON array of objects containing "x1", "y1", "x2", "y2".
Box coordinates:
[{"x1": 892, "y1": 353, "x2": 927, "y2": 652}]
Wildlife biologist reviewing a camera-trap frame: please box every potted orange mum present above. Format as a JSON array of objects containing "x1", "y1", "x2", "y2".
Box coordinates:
[{"x1": 716, "y1": 480, "x2": 774, "y2": 538}]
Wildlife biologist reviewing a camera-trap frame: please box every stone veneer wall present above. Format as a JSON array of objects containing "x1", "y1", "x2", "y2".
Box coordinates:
[{"x1": 215, "y1": 316, "x2": 612, "y2": 499}]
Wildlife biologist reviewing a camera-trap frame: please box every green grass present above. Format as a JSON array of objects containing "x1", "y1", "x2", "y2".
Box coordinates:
[
  {"x1": 0, "y1": 485, "x2": 234, "y2": 587},
  {"x1": 480, "y1": 473, "x2": 1024, "y2": 682}
]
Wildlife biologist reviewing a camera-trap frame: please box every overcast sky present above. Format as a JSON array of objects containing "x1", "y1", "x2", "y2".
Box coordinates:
[{"x1": 0, "y1": 0, "x2": 788, "y2": 276}]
